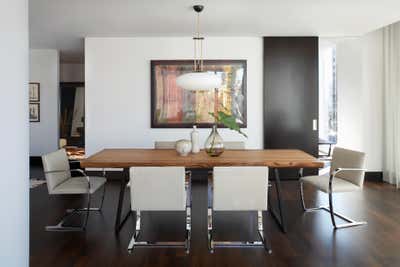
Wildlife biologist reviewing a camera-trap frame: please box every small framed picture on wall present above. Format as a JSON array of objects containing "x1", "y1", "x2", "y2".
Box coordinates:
[
  {"x1": 29, "y1": 103, "x2": 40, "y2": 122},
  {"x1": 29, "y1": 82, "x2": 40, "y2": 102}
]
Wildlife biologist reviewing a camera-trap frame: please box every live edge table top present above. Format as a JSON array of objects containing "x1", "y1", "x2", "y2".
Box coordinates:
[{"x1": 80, "y1": 149, "x2": 324, "y2": 169}]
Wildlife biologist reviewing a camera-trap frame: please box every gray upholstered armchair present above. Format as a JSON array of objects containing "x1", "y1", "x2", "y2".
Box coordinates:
[
  {"x1": 42, "y1": 149, "x2": 107, "y2": 231},
  {"x1": 299, "y1": 147, "x2": 367, "y2": 229}
]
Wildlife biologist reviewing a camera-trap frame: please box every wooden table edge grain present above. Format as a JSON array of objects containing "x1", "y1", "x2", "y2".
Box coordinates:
[
  {"x1": 80, "y1": 148, "x2": 323, "y2": 233},
  {"x1": 80, "y1": 148, "x2": 324, "y2": 169}
]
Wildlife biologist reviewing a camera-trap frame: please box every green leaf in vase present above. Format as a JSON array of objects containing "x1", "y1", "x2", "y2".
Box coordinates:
[{"x1": 208, "y1": 110, "x2": 247, "y2": 138}]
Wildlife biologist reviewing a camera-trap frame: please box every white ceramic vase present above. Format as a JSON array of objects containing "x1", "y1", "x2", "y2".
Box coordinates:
[
  {"x1": 191, "y1": 125, "x2": 200, "y2": 153},
  {"x1": 175, "y1": 139, "x2": 192, "y2": 156}
]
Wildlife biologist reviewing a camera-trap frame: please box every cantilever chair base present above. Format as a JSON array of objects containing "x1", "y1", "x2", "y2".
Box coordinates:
[
  {"x1": 208, "y1": 209, "x2": 272, "y2": 254},
  {"x1": 128, "y1": 207, "x2": 191, "y2": 254},
  {"x1": 210, "y1": 241, "x2": 272, "y2": 254},
  {"x1": 127, "y1": 167, "x2": 191, "y2": 254},
  {"x1": 45, "y1": 207, "x2": 102, "y2": 232},
  {"x1": 303, "y1": 205, "x2": 367, "y2": 229},
  {"x1": 45, "y1": 226, "x2": 85, "y2": 232},
  {"x1": 45, "y1": 184, "x2": 106, "y2": 232},
  {"x1": 300, "y1": 181, "x2": 367, "y2": 230},
  {"x1": 128, "y1": 241, "x2": 189, "y2": 253}
]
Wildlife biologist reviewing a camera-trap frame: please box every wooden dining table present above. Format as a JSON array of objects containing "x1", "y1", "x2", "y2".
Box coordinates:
[{"x1": 80, "y1": 149, "x2": 323, "y2": 233}]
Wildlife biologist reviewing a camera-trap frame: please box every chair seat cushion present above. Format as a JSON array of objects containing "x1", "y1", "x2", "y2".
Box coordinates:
[
  {"x1": 301, "y1": 175, "x2": 361, "y2": 193},
  {"x1": 51, "y1": 176, "x2": 106, "y2": 195}
]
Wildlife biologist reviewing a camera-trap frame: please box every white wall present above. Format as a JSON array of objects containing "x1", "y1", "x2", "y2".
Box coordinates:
[
  {"x1": 335, "y1": 38, "x2": 364, "y2": 151},
  {"x1": 85, "y1": 37, "x2": 263, "y2": 156},
  {"x1": 60, "y1": 63, "x2": 84, "y2": 82},
  {"x1": 361, "y1": 29, "x2": 384, "y2": 171},
  {"x1": 323, "y1": 29, "x2": 384, "y2": 171},
  {"x1": 85, "y1": 35, "x2": 383, "y2": 170},
  {"x1": 30, "y1": 49, "x2": 60, "y2": 156},
  {"x1": 0, "y1": 0, "x2": 29, "y2": 265}
]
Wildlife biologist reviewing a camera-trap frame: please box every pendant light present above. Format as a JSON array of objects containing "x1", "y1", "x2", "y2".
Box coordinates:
[{"x1": 176, "y1": 5, "x2": 222, "y2": 91}]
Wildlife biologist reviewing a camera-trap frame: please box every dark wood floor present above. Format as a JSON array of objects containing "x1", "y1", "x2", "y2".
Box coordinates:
[{"x1": 30, "y1": 169, "x2": 400, "y2": 267}]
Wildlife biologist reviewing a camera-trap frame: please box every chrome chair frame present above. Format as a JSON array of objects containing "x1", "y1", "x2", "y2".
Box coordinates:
[
  {"x1": 45, "y1": 169, "x2": 106, "y2": 232},
  {"x1": 127, "y1": 170, "x2": 192, "y2": 254},
  {"x1": 128, "y1": 206, "x2": 191, "y2": 254},
  {"x1": 299, "y1": 168, "x2": 367, "y2": 229},
  {"x1": 207, "y1": 174, "x2": 272, "y2": 254}
]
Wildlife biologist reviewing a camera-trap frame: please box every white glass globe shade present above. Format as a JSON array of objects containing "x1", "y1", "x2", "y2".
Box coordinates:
[{"x1": 176, "y1": 72, "x2": 222, "y2": 90}]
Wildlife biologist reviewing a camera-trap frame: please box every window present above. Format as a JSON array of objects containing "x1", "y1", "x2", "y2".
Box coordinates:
[{"x1": 319, "y1": 42, "x2": 337, "y2": 143}]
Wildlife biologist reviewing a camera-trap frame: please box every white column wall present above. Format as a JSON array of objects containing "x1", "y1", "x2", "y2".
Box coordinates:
[
  {"x1": 0, "y1": 0, "x2": 29, "y2": 266},
  {"x1": 29, "y1": 49, "x2": 60, "y2": 156}
]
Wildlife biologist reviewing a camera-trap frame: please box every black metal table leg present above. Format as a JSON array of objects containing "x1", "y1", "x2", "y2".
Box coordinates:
[
  {"x1": 268, "y1": 168, "x2": 287, "y2": 233},
  {"x1": 114, "y1": 168, "x2": 131, "y2": 232}
]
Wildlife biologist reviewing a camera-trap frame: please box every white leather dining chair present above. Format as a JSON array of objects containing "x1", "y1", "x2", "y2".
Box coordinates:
[
  {"x1": 126, "y1": 141, "x2": 181, "y2": 187},
  {"x1": 128, "y1": 167, "x2": 191, "y2": 254},
  {"x1": 223, "y1": 141, "x2": 245, "y2": 150},
  {"x1": 42, "y1": 149, "x2": 107, "y2": 231},
  {"x1": 300, "y1": 147, "x2": 367, "y2": 229},
  {"x1": 155, "y1": 141, "x2": 246, "y2": 150},
  {"x1": 154, "y1": 141, "x2": 192, "y2": 205},
  {"x1": 207, "y1": 142, "x2": 246, "y2": 206},
  {"x1": 208, "y1": 167, "x2": 272, "y2": 253},
  {"x1": 154, "y1": 141, "x2": 176, "y2": 149}
]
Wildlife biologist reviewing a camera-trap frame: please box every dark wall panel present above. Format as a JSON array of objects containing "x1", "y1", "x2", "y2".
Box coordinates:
[{"x1": 263, "y1": 37, "x2": 319, "y2": 178}]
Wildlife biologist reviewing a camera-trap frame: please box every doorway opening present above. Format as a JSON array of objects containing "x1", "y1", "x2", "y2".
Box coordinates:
[{"x1": 59, "y1": 82, "x2": 85, "y2": 160}]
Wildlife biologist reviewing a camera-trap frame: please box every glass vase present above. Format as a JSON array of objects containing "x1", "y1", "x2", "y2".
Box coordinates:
[{"x1": 205, "y1": 125, "x2": 224, "y2": 157}]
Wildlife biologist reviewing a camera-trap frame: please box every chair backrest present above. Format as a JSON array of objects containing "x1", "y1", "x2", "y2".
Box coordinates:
[
  {"x1": 224, "y1": 141, "x2": 245, "y2": 150},
  {"x1": 130, "y1": 167, "x2": 186, "y2": 211},
  {"x1": 155, "y1": 141, "x2": 245, "y2": 150},
  {"x1": 213, "y1": 167, "x2": 268, "y2": 211},
  {"x1": 154, "y1": 141, "x2": 176, "y2": 149},
  {"x1": 330, "y1": 147, "x2": 366, "y2": 187},
  {"x1": 42, "y1": 149, "x2": 71, "y2": 193}
]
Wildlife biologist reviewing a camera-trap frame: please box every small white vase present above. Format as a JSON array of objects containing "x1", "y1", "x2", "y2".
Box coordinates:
[
  {"x1": 175, "y1": 139, "x2": 192, "y2": 156},
  {"x1": 191, "y1": 125, "x2": 200, "y2": 153}
]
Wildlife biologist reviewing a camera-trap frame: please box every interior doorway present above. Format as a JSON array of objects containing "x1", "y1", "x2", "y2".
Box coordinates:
[{"x1": 59, "y1": 82, "x2": 85, "y2": 159}]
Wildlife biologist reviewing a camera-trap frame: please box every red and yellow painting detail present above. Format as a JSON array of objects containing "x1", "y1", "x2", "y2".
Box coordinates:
[{"x1": 151, "y1": 60, "x2": 247, "y2": 128}]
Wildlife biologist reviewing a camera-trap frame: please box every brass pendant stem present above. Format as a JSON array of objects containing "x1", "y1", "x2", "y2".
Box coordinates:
[{"x1": 192, "y1": 6, "x2": 204, "y2": 72}]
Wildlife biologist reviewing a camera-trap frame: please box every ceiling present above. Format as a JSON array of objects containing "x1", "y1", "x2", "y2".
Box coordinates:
[{"x1": 30, "y1": 0, "x2": 400, "y2": 63}]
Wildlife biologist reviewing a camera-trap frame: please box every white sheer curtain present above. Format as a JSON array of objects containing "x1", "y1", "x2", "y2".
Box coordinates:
[{"x1": 383, "y1": 22, "x2": 400, "y2": 188}]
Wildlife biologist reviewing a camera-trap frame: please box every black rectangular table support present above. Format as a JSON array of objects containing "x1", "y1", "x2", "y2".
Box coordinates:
[
  {"x1": 114, "y1": 168, "x2": 131, "y2": 232},
  {"x1": 268, "y1": 168, "x2": 287, "y2": 233}
]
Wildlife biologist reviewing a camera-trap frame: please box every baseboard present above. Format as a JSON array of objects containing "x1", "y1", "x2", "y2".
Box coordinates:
[{"x1": 365, "y1": 171, "x2": 383, "y2": 182}]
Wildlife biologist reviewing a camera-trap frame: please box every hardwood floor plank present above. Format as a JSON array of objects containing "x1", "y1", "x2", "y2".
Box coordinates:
[{"x1": 30, "y1": 170, "x2": 400, "y2": 267}]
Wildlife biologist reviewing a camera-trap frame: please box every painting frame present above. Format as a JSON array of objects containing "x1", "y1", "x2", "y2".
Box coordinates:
[
  {"x1": 151, "y1": 60, "x2": 247, "y2": 128},
  {"x1": 29, "y1": 82, "x2": 40, "y2": 102},
  {"x1": 29, "y1": 103, "x2": 40, "y2": 122}
]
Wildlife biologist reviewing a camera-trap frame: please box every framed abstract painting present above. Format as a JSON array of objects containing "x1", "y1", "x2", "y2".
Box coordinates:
[{"x1": 151, "y1": 60, "x2": 247, "y2": 128}]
